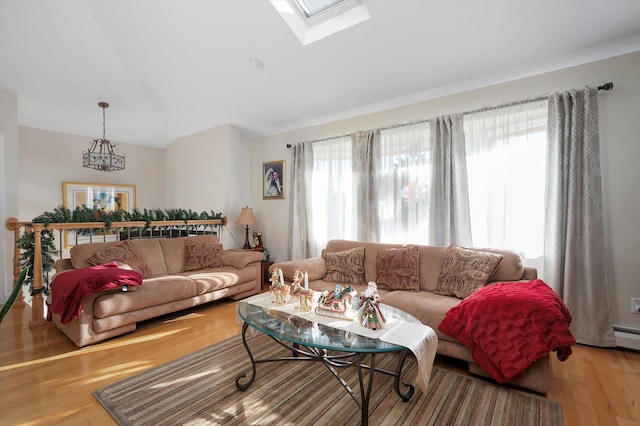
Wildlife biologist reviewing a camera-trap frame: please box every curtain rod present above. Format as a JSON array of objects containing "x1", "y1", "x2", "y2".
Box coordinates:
[{"x1": 286, "y1": 82, "x2": 613, "y2": 148}]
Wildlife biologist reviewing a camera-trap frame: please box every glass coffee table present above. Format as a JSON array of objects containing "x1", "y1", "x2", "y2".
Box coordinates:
[{"x1": 236, "y1": 300, "x2": 421, "y2": 426}]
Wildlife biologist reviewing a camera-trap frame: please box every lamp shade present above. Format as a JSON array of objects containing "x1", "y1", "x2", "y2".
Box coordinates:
[{"x1": 235, "y1": 207, "x2": 258, "y2": 225}]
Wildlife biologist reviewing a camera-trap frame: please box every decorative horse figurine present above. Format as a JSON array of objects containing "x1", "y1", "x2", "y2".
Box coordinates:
[
  {"x1": 269, "y1": 267, "x2": 290, "y2": 305},
  {"x1": 291, "y1": 270, "x2": 314, "y2": 311}
]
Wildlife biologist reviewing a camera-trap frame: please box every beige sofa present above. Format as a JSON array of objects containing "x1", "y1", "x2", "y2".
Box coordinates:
[
  {"x1": 270, "y1": 239, "x2": 551, "y2": 393},
  {"x1": 52, "y1": 235, "x2": 263, "y2": 347}
]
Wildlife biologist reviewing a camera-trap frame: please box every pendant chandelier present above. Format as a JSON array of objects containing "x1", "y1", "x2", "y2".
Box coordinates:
[{"x1": 82, "y1": 102, "x2": 125, "y2": 172}]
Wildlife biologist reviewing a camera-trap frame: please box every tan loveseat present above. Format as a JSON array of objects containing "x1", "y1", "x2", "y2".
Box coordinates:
[
  {"x1": 52, "y1": 235, "x2": 263, "y2": 347},
  {"x1": 271, "y1": 239, "x2": 550, "y2": 393}
]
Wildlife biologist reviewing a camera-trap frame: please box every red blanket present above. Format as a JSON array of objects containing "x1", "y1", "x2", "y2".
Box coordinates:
[
  {"x1": 438, "y1": 279, "x2": 575, "y2": 383},
  {"x1": 50, "y1": 262, "x2": 143, "y2": 324}
]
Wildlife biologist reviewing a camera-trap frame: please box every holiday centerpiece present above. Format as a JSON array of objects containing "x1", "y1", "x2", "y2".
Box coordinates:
[{"x1": 315, "y1": 284, "x2": 357, "y2": 319}]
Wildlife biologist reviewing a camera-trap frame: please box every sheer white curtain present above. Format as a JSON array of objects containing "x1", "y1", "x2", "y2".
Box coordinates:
[
  {"x1": 308, "y1": 136, "x2": 354, "y2": 256},
  {"x1": 378, "y1": 122, "x2": 431, "y2": 244},
  {"x1": 464, "y1": 101, "x2": 547, "y2": 272}
]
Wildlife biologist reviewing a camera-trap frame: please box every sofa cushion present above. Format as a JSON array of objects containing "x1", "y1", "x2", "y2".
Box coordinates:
[
  {"x1": 221, "y1": 250, "x2": 264, "y2": 269},
  {"x1": 375, "y1": 245, "x2": 420, "y2": 291},
  {"x1": 70, "y1": 240, "x2": 120, "y2": 270},
  {"x1": 434, "y1": 245, "x2": 503, "y2": 299},
  {"x1": 158, "y1": 235, "x2": 221, "y2": 274},
  {"x1": 93, "y1": 276, "x2": 198, "y2": 318},
  {"x1": 471, "y1": 247, "x2": 524, "y2": 282},
  {"x1": 324, "y1": 240, "x2": 405, "y2": 284},
  {"x1": 184, "y1": 239, "x2": 223, "y2": 271},
  {"x1": 323, "y1": 246, "x2": 365, "y2": 284},
  {"x1": 86, "y1": 240, "x2": 152, "y2": 278},
  {"x1": 128, "y1": 239, "x2": 168, "y2": 277}
]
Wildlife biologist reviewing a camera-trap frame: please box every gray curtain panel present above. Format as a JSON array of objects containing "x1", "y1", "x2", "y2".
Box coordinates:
[
  {"x1": 288, "y1": 141, "x2": 314, "y2": 260},
  {"x1": 352, "y1": 130, "x2": 381, "y2": 242},
  {"x1": 428, "y1": 114, "x2": 472, "y2": 246},
  {"x1": 544, "y1": 87, "x2": 616, "y2": 347}
]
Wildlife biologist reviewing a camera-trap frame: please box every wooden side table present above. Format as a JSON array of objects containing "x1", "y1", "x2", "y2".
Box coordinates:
[{"x1": 260, "y1": 260, "x2": 273, "y2": 291}]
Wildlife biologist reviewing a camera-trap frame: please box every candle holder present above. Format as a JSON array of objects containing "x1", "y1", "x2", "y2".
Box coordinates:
[
  {"x1": 298, "y1": 288, "x2": 315, "y2": 312},
  {"x1": 273, "y1": 284, "x2": 291, "y2": 306}
]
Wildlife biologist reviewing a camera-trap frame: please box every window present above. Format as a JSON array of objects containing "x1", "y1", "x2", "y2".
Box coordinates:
[
  {"x1": 293, "y1": 0, "x2": 347, "y2": 18},
  {"x1": 309, "y1": 136, "x2": 354, "y2": 254},
  {"x1": 303, "y1": 101, "x2": 548, "y2": 266},
  {"x1": 270, "y1": 0, "x2": 370, "y2": 45},
  {"x1": 464, "y1": 101, "x2": 548, "y2": 273},
  {"x1": 378, "y1": 123, "x2": 432, "y2": 244}
]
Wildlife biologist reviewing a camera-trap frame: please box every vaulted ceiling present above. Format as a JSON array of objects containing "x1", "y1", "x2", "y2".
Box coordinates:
[{"x1": 2, "y1": 0, "x2": 640, "y2": 148}]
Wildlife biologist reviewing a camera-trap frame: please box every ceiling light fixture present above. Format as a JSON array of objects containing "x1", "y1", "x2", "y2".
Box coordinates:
[{"x1": 83, "y1": 102, "x2": 125, "y2": 172}]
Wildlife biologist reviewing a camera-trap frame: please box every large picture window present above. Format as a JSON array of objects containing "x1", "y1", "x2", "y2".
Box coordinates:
[{"x1": 303, "y1": 101, "x2": 548, "y2": 266}]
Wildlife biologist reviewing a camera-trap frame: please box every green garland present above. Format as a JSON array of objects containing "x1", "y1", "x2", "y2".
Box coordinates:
[{"x1": 18, "y1": 206, "x2": 224, "y2": 296}]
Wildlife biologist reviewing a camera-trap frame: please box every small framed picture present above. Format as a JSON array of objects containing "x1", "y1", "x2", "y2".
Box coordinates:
[{"x1": 263, "y1": 160, "x2": 284, "y2": 199}]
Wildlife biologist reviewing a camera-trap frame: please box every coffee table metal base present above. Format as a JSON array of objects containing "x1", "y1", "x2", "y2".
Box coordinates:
[{"x1": 235, "y1": 322, "x2": 414, "y2": 426}]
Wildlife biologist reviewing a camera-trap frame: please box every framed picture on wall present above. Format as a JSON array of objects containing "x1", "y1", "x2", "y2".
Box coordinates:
[
  {"x1": 263, "y1": 160, "x2": 284, "y2": 199},
  {"x1": 62, "y1": 182, "x2": 136, "y2": 247}
]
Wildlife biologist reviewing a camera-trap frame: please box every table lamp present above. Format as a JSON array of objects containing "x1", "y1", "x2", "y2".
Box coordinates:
[{"x1": 235, "y1": 207, "x2": 258, "y2": 249}]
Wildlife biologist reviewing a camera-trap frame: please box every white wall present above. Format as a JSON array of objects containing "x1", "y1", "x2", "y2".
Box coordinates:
[
  {"x1": 164, "y1": 124, "x2": 250, "y2": 249},
  {"x1": 18, "y1": 127, "x2": 165, "y2": 220},
  {"x1": 250, "y1": 51, "x2": 640, "y2": 333},
  {"x1": 0, "y1": 90, "x2": 19, "y2": 303}
]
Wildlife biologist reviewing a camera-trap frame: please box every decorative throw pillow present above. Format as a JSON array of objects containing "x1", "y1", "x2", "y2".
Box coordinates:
[
  {"x1": 184, "y1": 239, "x2": 223, "y2": 271},
  {"x1": 375, "y1": 245, "x2": 420, "y2": 291},
  {"x1": 86, "y1": 240, "x2": 152, "y2": 278},
  {"x1": 434, "y1": 245, "x2": 503, "y2": 299},
  {"x1": 323, "y1": 247, "x2": 365, "y2": 284}
]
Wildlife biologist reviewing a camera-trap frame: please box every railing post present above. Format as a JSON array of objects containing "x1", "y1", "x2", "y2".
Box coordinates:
[
  {"x1": 30, "y1": 223, "x2": 46, "y2": 326},
  {"x1": 5, "y1": 217, "x2": 25, "y2": 307}
]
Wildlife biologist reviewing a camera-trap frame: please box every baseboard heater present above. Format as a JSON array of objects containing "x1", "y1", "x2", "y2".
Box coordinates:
[{"x1": 614, "y1": 325, "x2": 640, "y2": 351}]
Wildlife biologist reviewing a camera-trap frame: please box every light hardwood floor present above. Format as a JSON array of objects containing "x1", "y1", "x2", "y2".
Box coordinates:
[{"x1": 1, "y1": 300, "x2": 639, "y2": 425}]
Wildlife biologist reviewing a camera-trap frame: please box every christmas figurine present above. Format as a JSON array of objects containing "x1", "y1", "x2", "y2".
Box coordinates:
[
  {"x1": 358, "y1": 282, "x2": 386, "y2": 330},
  {"x1": 269, "y1": 267, "x2": 290, "y2": 305}
]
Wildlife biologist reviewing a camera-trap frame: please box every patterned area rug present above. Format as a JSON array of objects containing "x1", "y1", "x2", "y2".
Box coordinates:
[{"x1": 94, "y1": 333, "x2": 562, "y2": 425}]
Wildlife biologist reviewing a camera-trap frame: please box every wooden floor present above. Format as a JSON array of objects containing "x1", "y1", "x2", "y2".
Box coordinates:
[{"x1": 1, "y1": 300, "x2": 639, "y2": 426}]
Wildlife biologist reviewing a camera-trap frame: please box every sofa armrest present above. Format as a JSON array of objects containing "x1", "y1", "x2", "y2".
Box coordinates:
[
  {"x1": 54, "y1": 258, "x2": 73, "y2": 273},
  {"x1": 221, "y1": 250, "x2": 263, "y2": 269},
  {"x1": 270, "y1": 257, "x2": 326, "y2": 281},
  {"x1": 522, "y1": 266, "x2": 537, "y2": 280}
]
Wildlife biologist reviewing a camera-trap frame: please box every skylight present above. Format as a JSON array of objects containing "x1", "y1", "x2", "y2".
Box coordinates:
[
  {"x1": 271, "y1": 0, "x2": 370, "y2": 45},
  {"x1": 294, "y1": 0, "x2": 346, "y2": 19}
]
